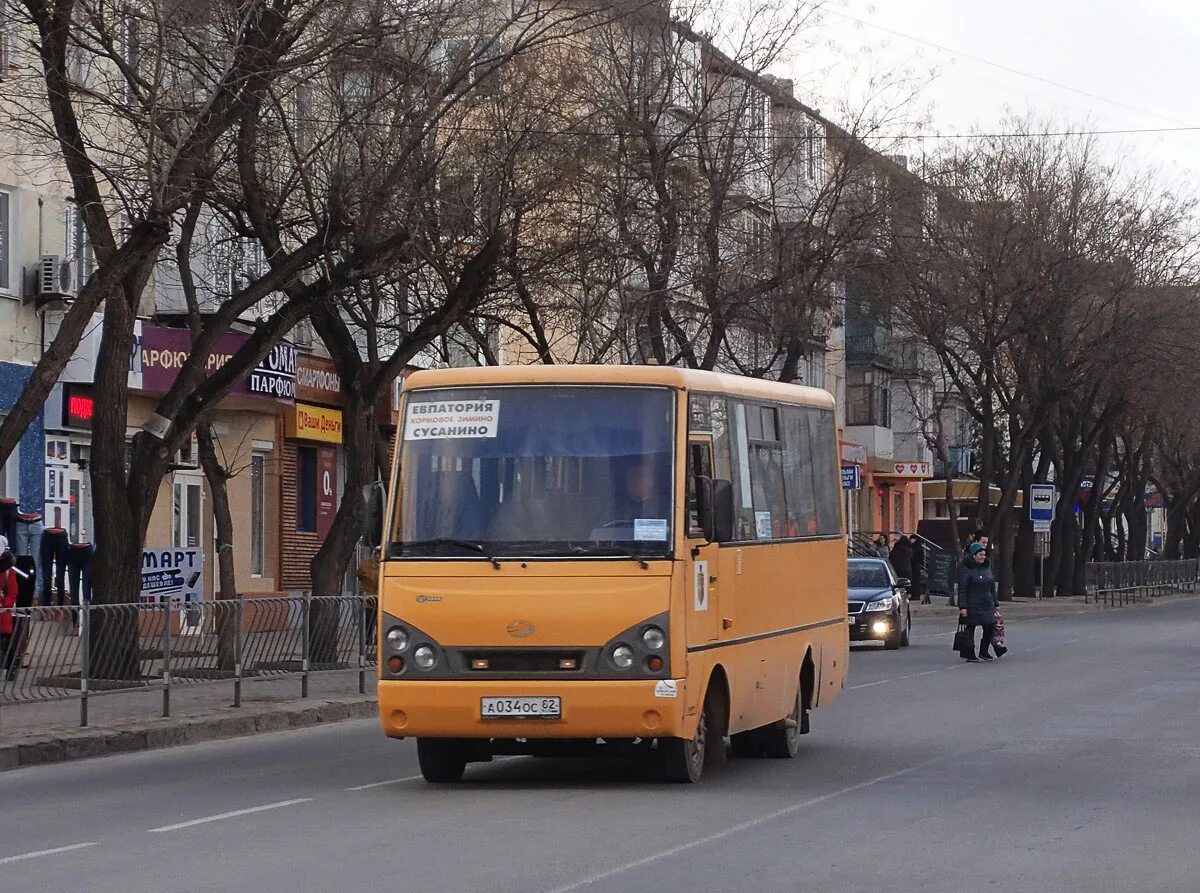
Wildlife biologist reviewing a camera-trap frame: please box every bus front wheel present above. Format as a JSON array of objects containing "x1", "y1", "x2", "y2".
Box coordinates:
[
  {"x1": 417, "y1": 738, "x2": 468, "y2": 783},
  {"x1": 662, "y1": 685, "x2": 725, "y2": 783}
]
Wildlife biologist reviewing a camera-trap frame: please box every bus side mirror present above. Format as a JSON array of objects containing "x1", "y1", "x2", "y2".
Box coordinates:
[
  {"x1": 711, "y1": 479, "x2": 734, "y2": 543},
  {"x1": 363, "y1": 481, "x2": 385, "y2": 550},
  {"x1": 697, "y1": 477, "x2": 735, "y2": 544}
]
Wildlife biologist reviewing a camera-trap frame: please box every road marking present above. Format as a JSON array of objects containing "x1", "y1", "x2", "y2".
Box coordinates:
[
  {"x1": 544, "y1": 765, "x2": 924, "y2": 893},
  {"x1": 347, "y1": 774, "x2": 423, "y2": 791},
  {"x1": 849, "y1": 663, "x2": 966, "y2": 689},
  {"x1": 147, "y1": 798, "x2": 313, "y2": 833},
  {"x1": 0, "y1": 842, "x2": 98, "y2": 865}
]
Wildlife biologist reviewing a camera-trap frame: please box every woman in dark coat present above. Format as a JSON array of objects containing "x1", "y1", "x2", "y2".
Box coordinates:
[
  {"x1": 958, "y1": 542, "x2": 998, "y2": 661},
  {"x1": 889, "y1": 536, "x2": 913, "y2": 590}
]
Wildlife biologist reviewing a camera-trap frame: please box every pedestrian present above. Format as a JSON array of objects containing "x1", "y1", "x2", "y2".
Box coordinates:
[
  {"x1": 909, "y1": 534, "x2": 928, "y2": 603},
  {"x1": 0, "y1": 546, "x2": 19, "y2": 681},
  {"x1": 874, "y1": 535, "x2": 890, "y2": 560},
  {"x1": 958, "y1": 542, "x2": 998, "y2": 662},
  {"x1": 889, "y1": 534, "x2": 913, "y2": 590}
]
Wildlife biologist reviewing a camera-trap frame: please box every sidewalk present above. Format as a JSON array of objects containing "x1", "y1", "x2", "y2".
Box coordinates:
[
  {"x1": 911, "y1": 586, "x2": 1199, "y2": 620},
  {"x1": 0, "y1": 670, "x2": 377, "y2": 772}
]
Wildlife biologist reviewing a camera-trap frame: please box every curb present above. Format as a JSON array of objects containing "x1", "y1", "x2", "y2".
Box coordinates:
[
  {"x1": 911, "y1": 590, "x2": 1199, "y2": 620},
  {"x1": 0, "y1": 696, "x2": 377, "y2": 772}
]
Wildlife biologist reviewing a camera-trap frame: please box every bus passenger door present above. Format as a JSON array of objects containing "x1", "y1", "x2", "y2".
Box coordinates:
[{"x1": 686, "y1": 438, "x2": 721, "y2": 649}]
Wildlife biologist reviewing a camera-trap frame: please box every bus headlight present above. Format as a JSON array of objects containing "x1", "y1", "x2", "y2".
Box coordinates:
[
  {"x1": 641, "y1": 627, "x2": 666, "y2": 651},
  {"x1": 611, "y1": 644, "x2": 635, "y2": 669},
  {"x1": 385, "y1": 626, "x2": 410, "y2": 652},
  {"x1": 413, "y1": 645, "x2": 438, "y2": 670}
]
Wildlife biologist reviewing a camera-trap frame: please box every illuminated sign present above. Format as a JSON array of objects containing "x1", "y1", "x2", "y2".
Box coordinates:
[{"x1": 63, "y1": 385, "x2": 94, "y2": 429}]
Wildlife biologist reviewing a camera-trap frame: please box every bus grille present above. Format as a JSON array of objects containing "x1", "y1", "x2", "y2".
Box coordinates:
[{"x1": 462, "y1": 651, "x2": 586, "y2": 673}]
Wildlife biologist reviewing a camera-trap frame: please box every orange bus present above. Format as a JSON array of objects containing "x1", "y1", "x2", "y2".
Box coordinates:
[{"x1": 367, "y1": 365, "x2": 848, "y2": 782}]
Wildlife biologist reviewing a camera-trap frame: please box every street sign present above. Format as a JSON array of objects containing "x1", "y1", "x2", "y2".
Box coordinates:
[
  {"x1": 1033, "y1": 519, "x2": 1051, "y2": 533},
  {"x1": 841, "y1": 465, "x2": 861, "y2": 491},
  {"x1": 1034, "y1": 532, "x2": 1051, "y2": 557},
  {"x1": 1030, "y1": 484, "x2": 1056, "y2": 524}
]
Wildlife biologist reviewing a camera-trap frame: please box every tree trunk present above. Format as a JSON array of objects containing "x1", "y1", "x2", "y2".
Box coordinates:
[
  {"x1": 1072, "y1": 435, "x2": 1113, "y2": 594},
  {"x1": 1164, "y1": 500, "x2": 1187, "y2": 559},
  {"x1": 88, "y1": 284, "x2": 146, "y2": 679},
  {"x1": 996, "y1": 515, "x2": 1015, "y2": 601},
  {"x1": 197, "y1": 424, "x2": 239, "y2": 671}
]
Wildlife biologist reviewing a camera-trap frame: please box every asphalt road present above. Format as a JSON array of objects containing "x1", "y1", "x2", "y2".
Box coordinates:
[{"x1": 3, "y1": 597, "x2": 1199, "y2": 893}]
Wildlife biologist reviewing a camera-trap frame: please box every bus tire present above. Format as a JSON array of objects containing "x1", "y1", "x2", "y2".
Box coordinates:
[
  {"x1": 760, "y1": 685, "x2": 802, "y2": 759},
  {"x1": 417, "y1": 738, "x2": 468, "y2": 783},
  {"x1": 661, "y1": 690, "x2": 716, "y2": 783}
]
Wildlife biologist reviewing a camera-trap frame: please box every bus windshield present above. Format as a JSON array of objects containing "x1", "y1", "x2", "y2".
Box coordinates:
[{"x1": 394, "y1": 386, "x2": 675, "y2": 559}]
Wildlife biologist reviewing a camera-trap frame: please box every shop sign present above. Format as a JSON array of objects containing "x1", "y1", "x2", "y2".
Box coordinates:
[
  {"x1": 295, "y1": 355, "x2": 344, "y2": 406},
  {"x1": 316, "y1": 447, "x2": 338, "y2": 538},
  {"x1": 296, "y1": 357, "x2": 342, "y2": 405},
  {"x1": 62, "y1": 384, "x2": 94, "y2": 429},
  {"x1": 287, "y1": 403, "x2": 344, "y2": 443},
  {"x1": 139, "y1": 327, "x2": 295, "y2": 404},
  {"x1": 840, "y1": 441, "x2": 868, "y2": 466},
  {"x1": 248, "y1": 343, "x2": 297, "y2": 399},
  {"x1": 140, "y1": 548, "x2": 202, "y2": 604},
  {"x1": 885, "y1": 461, "x2": 931, "y2": 478},
  {"x1": 841, "y1": 465, "x2": 862, "y2": 490}
]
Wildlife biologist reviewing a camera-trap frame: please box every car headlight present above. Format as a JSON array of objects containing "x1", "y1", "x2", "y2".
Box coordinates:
[
  {"x1": 611, "y1": 644, "x2": 635, "y2": 669},
  {"x1": 385, "y1": 626, "x2": 409, "y2": 652},
  {"x1": 866, "y1": 596, "x2": 895, "y2": 612},
  {"x1": 641, "y1": 626, "x2": 666, "y2": 651},
  {"x1": 413, "y1": 645, "x2": 438, "y2": 670}
]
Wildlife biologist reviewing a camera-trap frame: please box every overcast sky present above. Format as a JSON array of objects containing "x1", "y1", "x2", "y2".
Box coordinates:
[{"x1": 786, "y1": 0, "x2": 1200, "y2": 181}]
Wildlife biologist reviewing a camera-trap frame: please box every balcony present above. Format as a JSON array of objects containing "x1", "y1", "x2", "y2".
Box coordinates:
[
  {"x1": 844, "y1": 332, "x2": 896, "y2": 369},
  {"x1": 846, "y1": 384, "x2": 890, "y2": 428}
]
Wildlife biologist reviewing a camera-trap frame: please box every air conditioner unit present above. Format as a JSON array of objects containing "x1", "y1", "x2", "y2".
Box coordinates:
[{"x1": 37, "y1": 255, "x2": 75, "y2": 300}]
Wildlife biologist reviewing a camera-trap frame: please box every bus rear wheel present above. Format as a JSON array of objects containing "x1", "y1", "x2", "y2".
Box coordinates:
[
  {"x1": 417, "y1": 738, "x2": 468, "y2": 783},
  {"x1": 759, "y1": 687, "x2": 802, "y2": 759}
]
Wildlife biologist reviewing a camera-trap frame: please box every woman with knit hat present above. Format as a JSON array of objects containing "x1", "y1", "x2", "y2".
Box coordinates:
[{"x1": 958, "y1": 541, "x2": 999, "y2": 662}]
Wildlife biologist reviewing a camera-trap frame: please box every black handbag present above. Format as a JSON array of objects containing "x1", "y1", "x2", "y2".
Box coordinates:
[{"x1": 952, "y1": 621, "x2": 970, "y2": 653}]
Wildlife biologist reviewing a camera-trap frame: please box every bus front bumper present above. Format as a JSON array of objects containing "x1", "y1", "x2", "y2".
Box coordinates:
[{"x1": 378, "y1": 679, "x2": 689, "y2": 739}]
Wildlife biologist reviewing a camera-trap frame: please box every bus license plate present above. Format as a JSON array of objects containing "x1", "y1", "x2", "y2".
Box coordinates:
[{"x1": 481, "y1": 697, "x2": 561, "y2": 720}]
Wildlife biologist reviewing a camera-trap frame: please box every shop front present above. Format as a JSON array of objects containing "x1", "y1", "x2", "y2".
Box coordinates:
[
  {"x1": 864, "y1": 458, "x2": 932, "y2": 535},
  {"x1": 134, "y1": 326, "x2": 295, "y2": 601},
  {"x1": 281, "y1": 354, "x2": 345, "y2": 592},
  {"x1": 839, "y1": 439, "x2": 867, "y2": 534}
]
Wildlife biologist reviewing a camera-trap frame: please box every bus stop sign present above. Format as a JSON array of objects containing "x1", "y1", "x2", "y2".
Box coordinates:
[{"x1": 1030, "y1": 484, "x2": 1055, "y2": 530}]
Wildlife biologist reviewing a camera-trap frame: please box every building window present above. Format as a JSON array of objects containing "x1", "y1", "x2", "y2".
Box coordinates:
[
  {"x1": 250, "y1": 452, "x2": 265, "y2": 575},
  {"x1": 172, "y1": 476, "x2": 203, "y2": 548},
  {"x1": 297, "y1": 445, "x2": 317, "y2": 532},
  {"x1": 0, "y1": 190, "x2": 10, "y2": 291},
  {"x1": 0, "y1": 416, "x2": 17, "y2": 498}
]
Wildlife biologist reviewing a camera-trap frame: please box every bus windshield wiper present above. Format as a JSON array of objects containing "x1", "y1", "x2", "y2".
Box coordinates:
[
  {"x1": 401, "y1": 538, "x2": 501, "y2": 569},
  {"x1": 569, "y1": 543, "x2": 651, "y2": 570}
]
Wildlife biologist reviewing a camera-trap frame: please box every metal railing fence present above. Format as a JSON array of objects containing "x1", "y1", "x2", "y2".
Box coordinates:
[
  {"x1": 0, "y1": 594, "x2": 377, "y2": 729},
  {"x1": 1083, "y1": 559, "x2": 1200, "y2": 606}
]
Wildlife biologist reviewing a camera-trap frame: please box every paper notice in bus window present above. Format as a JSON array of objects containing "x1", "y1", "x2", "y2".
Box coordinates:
[
  {"x1": 404, "y1": 400, "x2": 500, "y2": 440},
  {"x1": 634, "y1": 519, "x2": 668, "y2": 541},
  {"x1": 755, "y1": 511, "x2": 772, "y2": 540}
]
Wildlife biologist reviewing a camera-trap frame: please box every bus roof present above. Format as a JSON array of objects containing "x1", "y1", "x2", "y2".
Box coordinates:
[{"x1": 400, "y1": 364, "x2": 835, "y2": 410}]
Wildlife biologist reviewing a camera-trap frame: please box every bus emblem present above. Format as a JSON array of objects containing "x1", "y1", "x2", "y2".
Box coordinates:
[
  {"x1": 506, "y1": 620, "x2": 536, "y2": 638},
  {"x1": 416, "y1": 594, "x2": 442, "y2": 604}
]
